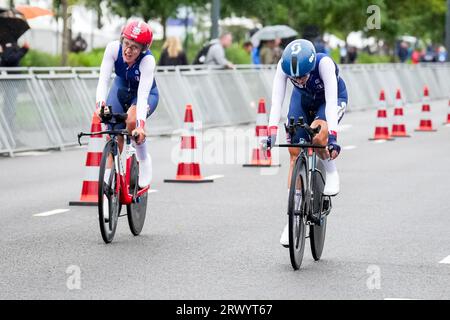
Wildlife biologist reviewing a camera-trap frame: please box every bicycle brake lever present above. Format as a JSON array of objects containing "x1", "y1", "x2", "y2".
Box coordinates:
[{"x1": 77, "y1": 132, "x2": 83, "y2": 146}]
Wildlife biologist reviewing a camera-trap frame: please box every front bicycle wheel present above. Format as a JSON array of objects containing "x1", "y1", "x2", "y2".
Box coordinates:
[
  {"x1": 288, "y1": 156, "x2": 308, "y2": 270},
  {"x1": 310, "y1": 159, "x2": 327, "y2": 261},
  {"x1": 127, "y1": 155, "x2": 148, "y2": 236},
  {"x1": 98, "y1": 140, "x2": 121, "y2": 243}
]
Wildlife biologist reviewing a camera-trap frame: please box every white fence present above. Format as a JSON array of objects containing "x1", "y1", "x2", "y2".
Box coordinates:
[{"x1": 1, "y1": 63, "x2": 449, "y2": 156}]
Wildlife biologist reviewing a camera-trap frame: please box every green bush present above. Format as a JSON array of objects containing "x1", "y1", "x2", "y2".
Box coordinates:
[
  {"x1": 226, "y1": 43, "x2": 252, "y2": 65},
  {"x1": 356, "y1": 52, "x2": 392, "y2": 64},
  {"x1": 20, "y1": 49, "x2": 61, "y2": 67},
  {"x1": 68, "y1": 48, "x2": 104, "y2": 66}
]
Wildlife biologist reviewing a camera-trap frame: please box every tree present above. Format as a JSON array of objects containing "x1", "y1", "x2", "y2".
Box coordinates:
[
  {"x1": 84, "y1": 0, "x2": 104, "y2": 29},
  {"x1": 52, "y1": 0, "x2": 72, "y2": 66},
  {"x1": 108, "y1": 0, "x2": 206, "y2": 39}
]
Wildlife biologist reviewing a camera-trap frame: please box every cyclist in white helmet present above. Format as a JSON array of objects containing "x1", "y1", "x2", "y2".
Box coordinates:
[{"x1": 264, "y1": 39, "x2": 348, "y2": 247}]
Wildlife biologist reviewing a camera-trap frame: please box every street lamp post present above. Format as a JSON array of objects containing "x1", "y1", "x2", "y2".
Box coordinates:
[
  {"x1": 211, "y1": 0, "x2": 220, "y2": 39},
  {"x1": 446, "y1": 0, "x2": 450, "y2": 61}
]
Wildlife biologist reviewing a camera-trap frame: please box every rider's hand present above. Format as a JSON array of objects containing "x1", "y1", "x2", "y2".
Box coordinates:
[
  {"x1": 95, "y1": 101, "x2": 107, "y2": 121},
  {"x1": 262, "y1": 126, "x2": 278, "y2": 150},
  {"x1": 132, "y1": 120, "x2": 146, "y2": 145},
  {"x1": 327, "y1": 132, "x2": 341, "y2": 160}
]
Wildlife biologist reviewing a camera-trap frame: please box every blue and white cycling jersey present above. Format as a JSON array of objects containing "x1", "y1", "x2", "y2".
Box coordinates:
[
  {"x1": 288, "y1": 53, "x2": 346, "y2": 103},
  {"x1": 113, "y1": 43, "x2": 157, "y2": 92},
  {"x1": 96, "y1": 40, "x2": 159, "y2": 124},
  {"x1": 268, "y1": 53, "x2": 348, "y2": 137}
]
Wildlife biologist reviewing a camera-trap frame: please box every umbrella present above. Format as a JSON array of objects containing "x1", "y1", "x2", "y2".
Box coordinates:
[
  {"x1": 0, "y1": 10, "x2": 29, "y2": 44},
  {"x1": 251, "y1": 25, "x2": 298, "y2": 47},
  {"x1": 15, "y1": 5, "x2": 54, "y2": 20}
]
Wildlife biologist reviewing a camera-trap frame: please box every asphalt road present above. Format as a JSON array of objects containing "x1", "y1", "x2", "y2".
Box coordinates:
[{"x1": 1, "y1": 99, "x2": 449, "y2": 300}]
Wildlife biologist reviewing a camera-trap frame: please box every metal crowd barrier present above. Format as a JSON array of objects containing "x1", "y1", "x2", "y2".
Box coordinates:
[{"x1": 1, "y1": 63, "x2": 450, "y2": 156}]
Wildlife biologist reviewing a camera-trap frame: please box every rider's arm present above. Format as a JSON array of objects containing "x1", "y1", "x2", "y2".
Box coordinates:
[
  {"x1": 136, "y1": 54, "x2": 156, "y2": 127},
  {"x1": 318, "y1": 56, "x2": 339, "y2": 135},
  {"x1": 95, "y1": 41, "x2": 119, "y2": 106},
  {"x1": 268, "y1": 60, "x2": 288, "y2": 135}
]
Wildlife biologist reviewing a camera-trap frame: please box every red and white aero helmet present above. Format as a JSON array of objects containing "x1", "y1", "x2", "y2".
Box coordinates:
[{"x1": 122, "y1": 20, "x2": 153, "y2": 47}]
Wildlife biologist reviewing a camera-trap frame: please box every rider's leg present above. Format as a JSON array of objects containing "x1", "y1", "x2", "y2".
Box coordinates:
[
  {"x1": 104, "y1": 80, "x2": 126, "y2": 177},
  {"x1": 311, "y1": 118, "x2": 339, "y2": 196},
  {"x1": 127, "y1": 87, "x2": 159, "y2": 188},
  {"x1": 314, "y1": 98, "x2": 348, "y2": 196}
]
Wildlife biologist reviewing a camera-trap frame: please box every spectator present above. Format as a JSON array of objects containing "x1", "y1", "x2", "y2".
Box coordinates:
[
  {"x1": 204, "y1": 32, "x2": 235, "y2": 69},
  {"x1": 248, "y1": 28, "x2": 261, "y2": 65},
  {"x1": 251, "y1": 44, "x2": 261, "y2": 65},
  {"x1": 273, "y1": 38, "x2": 283, "y2": 62},
  {"x1": 347, "y1": 46, "x2": 358, "y2": 64},
  {"x1": 438, "y1": 46, "x2": 447, "y2": 62},
  {"x1": 71, "y1": 33, "x2": 88, "y2": 53},
  {"x1": 339, "y1": 44, "x2": 347, "y2": 64},
  {"x1": 0, "y1": 41, "x2": 29, "y2": 67},
  {"x1": 158, "y1": 36, "x2": 188, "y2": 66},
  {"x1": 411, "y1": 49, "x2": 421, "y2": 64},
  {"x1": 421, "y1": 45, "x2": 437, "y2": 63},
  {"x1": 397, "y1": 41, "x2": 409, "y2": 63},
  {"x1": 243, "y1": 41, "x2": 253, "y2": 54},
  {"x1": 260, "y1": 40, "x2": 281, "y2": 64},
  {"x1": 314, "y1": 37, "x2": 327, "y2": 54}
]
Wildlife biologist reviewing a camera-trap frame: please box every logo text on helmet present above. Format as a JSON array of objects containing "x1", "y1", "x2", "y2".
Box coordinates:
[
  {"x1": 309, "y1": 53, "x2": 315, "y2": 63},
  {"x1": 291, "y1": 43, "x2": 302, "y2": 55},
  {"x1": 132, "y1": 26, "x2": 141, "y2": 35}
]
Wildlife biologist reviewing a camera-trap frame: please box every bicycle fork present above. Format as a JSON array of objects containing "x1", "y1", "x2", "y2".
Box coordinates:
[{"x1": 307, "y1": 150, "x2": 332, "y2": 226}]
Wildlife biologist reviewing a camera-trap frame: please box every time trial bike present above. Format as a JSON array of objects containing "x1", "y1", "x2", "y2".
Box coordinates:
[
  {"x1": 78, "y1": 106, "x2": 149, "y2": 243},
  {"x1": 276, "y1": 117, "x2": 332, "y2": 270}
]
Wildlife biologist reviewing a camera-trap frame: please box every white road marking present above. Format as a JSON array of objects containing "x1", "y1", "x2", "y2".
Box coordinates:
[
  {"x1": 15, "y1": 151, "x2": 52, "y2": 157},
  {"x1": 148, "y1": 189, "x2": 158, "y2": 193},
  {"x1": 343, "y1": 145, "x2": 357, "y2": 150},
  {"x1": 203, "y1": 174, "x2": 225, "y2": 180},
  {"x1": 439, "y1": 256, "x2": 450, "y2": 264},
  {"x1": 33, "y1": 209, "x2": 70, "y2": 217},
  {"x1": 384, "y1": 298, "x2": 420, "y2": 300}
]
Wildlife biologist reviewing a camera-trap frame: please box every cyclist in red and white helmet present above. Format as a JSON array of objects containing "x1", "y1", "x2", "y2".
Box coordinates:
[{"x1": 95, "y1": 20, "x2": 158, "y2": 188}]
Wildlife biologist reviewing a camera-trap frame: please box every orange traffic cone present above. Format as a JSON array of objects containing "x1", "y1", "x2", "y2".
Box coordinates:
[
  {"x1": 444, "y1": 99, "x2": 450, "y2": 126},
  {"x1": 164, "y1": 104, "x2": 213, "y2": 183},
  {"x1": 69, "y1": 112, "x2": 105, "y2": 206},
  {"x1": 243, "y1": 98, "x2": 280, "y2": 167},
  {"x1": 391, "y1": 89, "x2": 410, "y2": 137},
  {"x1": 415, "y1": 86, "x2": 437, "y2": 132},
  {"x1": 369, "y1": 90, "x2": 394, "y2": 141}
]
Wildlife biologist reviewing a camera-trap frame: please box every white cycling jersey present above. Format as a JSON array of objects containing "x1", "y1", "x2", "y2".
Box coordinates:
[{"x1": 268, "y1": 56, "x2": 339, "y2": 134}]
